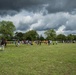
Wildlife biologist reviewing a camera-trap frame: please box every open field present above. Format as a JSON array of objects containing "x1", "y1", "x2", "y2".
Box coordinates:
[{"x1": 0, "y1": 43, "x2": 76, "y2": 75}]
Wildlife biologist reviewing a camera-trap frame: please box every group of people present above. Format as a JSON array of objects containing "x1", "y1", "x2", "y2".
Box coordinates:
[
  {"x1": 47, "y1": 40, "x2": 58, "y2": 45},
  {"x1": 15, "y1": 40, "x2": 58, "y2": 46},
  {"x1": 15, "y1": 40, "x2": 20, "y2": 47},
  {"x1": 0, "y1": 39, "x2": 58, "y2": 50}
]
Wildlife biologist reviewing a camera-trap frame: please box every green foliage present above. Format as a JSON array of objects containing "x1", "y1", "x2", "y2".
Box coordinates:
[
  {"x1": 24, "y1": 30, "x2": 39, "y2": 40},
  {"x1": 39, "y1": 35, "x2": 45, "y2": 41},
  {"x1": 67, "y1": 34, "x2": 74, "y2": 41},
  {"x1": 0, "y1": 20, "x2": 76, "y2": 42},
  {"x1": 57, "y1": 34, "x2": 66, "y2": 41},
  {"x1": 0, "y1": 21, "x2": 16, "y2": 40},
  {"x1": 45, "y1": 29, "x2": 56, "y2": 40},
  {"x1": 15, "y1": 32, "x2": 24, "y2": 40},
  {"x1": 73, "y1": 35, "x2": 76, "y2": 40}
]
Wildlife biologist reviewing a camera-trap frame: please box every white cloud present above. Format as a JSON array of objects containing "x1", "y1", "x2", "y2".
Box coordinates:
[
  {"x1": 56, "y1": 25, "x2": 65, "y2": 35},
  {"x1": 0, "y1": 10, "x2": 76, "y2": 35}
]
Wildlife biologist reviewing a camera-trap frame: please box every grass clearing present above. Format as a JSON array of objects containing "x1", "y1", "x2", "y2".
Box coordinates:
[{"x1": 0, "y1": 43, "x2": 76, "y2": 75}]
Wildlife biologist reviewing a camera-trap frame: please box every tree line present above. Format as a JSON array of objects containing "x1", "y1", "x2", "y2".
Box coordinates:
[{"x1": 0, "y1": 21, "x2": 76, "y2": 42}]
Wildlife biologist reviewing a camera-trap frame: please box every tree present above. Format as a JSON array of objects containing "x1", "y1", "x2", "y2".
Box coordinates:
[
  {"x1": 73, "y1": 35, "x2": 76, "y2": 40},
  {"x1": 0, "y1": 21, "x2": 16, "y2": 40},
  {"x1": 44, "y1": 29, "x2": 56, "y2": 40},
  {"x1": 67, "y1": 34, "x2": 74, "y2": 42},
  {"x1": 57, "y1": 34, "x2": 66, "y2": 42},
  {"x1": 39, "y1": 35, "x2": 45, "y2": 41},
  {"x1": 24, "y1": 30, "x2": 39, "y2": 41},
  {"x1": 14, "y1": 32, "x2": 24, "y2": 40}
]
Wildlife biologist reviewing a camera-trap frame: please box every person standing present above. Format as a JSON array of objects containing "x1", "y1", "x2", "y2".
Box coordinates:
[
  {"x1": 48, "y1": 40, "x2": 50, "y2": 45},
  {"x1": 1, "y1": 39, "x2": 5, "y2": 50}
]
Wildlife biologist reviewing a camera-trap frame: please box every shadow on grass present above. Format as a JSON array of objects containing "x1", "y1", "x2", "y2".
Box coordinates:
[{"x1": 0, "y1": 49, "x2": 4, "y2": 52}]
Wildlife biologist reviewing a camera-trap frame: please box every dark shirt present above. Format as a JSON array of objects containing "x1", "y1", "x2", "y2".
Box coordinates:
[{"x1": 1, "y1": 40, "x2": 5, "y2": 45}]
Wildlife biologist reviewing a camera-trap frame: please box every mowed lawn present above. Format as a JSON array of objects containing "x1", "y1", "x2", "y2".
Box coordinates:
[{"x1": 0, "y1": 43, "x2": 76, "y2": 75}]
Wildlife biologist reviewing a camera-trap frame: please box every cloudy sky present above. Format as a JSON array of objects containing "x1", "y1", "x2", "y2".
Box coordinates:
[{"x1": 0, "y1": 0, "x2": 76, "y2": 36}]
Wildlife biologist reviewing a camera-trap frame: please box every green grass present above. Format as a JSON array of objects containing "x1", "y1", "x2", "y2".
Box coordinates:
[{"x1": 0, "y1": 43, "x2": 76, "y2": 75}]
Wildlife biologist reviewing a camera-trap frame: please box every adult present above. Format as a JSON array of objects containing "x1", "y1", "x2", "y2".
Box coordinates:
[
  {"x1": 1, "y1": 39, "x2": 5, "y2": 50},
  {"x1": 48, "y1": 40, "x2": 50, "y2": 45}
]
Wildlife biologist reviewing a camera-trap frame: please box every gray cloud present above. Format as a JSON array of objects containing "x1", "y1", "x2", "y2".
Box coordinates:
[
  {"x1": 0, "y1": 10, "x2": 18, "y2": 16},
  {"x1": 30, "y1": 12, "x2": 68, "y2": 31},
  {"x1": 64, "y1": 30, "x2": 76, "y2": 35},
  {"x1": 0, "y1": 10, "x2": 76, "y2": 35},
  {"x1": 46, "y1": 0, "x2": 76, "y2": 13},
  {"x1": 16, "y1": 22, "x2": 30, "y2": 31},
  {"x1": 65, "y1": 19, "x2": 76, "y2": 31},
  {"x1": 16, "y1": 16, "x2": 38, "y2": 31},
  {"x1": 0, "y1": 0, "x2": 76, "y2": 35},
  {"x1": 0, "y1": 0, "x2": 76, "y2": 15},
  {"x1": 0, "y1": 0, "x2": 46, "y2": 15}
]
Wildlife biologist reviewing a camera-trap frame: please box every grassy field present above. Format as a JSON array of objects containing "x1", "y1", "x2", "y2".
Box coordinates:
[{"x1": 0, "y1": 43, "x2": 76, "y2": 75}]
